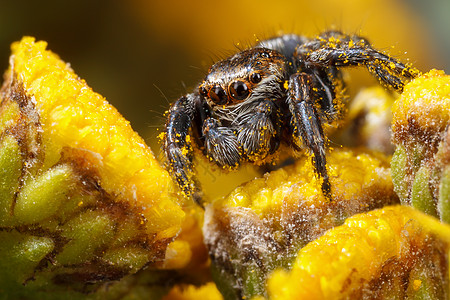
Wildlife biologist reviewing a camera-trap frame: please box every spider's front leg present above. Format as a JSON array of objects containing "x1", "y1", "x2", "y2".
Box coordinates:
[
  {"x1": 300, "y1": 31, "x2": 421, "y2": 91},
  {"x1": 287, "y1": 72, "x2": 331, "y2": 199},
  {"x1": 163, "y1": 93, "x2": 202, "y2": 205}
]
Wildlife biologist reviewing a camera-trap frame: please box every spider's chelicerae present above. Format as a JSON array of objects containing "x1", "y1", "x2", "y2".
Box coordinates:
[{"x1": 162, "y1": 30, "x2": 420, "y2": 206}]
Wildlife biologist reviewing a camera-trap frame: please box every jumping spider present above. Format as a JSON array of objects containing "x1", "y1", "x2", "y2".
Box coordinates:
[{"x1": 162, "y1": 31, "x2": 420, "y2": 206}]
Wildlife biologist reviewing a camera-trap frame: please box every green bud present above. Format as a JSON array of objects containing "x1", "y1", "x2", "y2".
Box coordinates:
[
  {"x1": 0, "y1": 135, "x2": 22, "y2": 226},
  {"x1": 56, "y1": 209, "x2": 115, "y2": 265},
  {"x1": 391, "y1": 145, "x2": 409, "y2": 204},
  {"x1": 102, "y1": 247, "x2": 149, "y2": 273},
  {"x1": 438, "y1": 166, "x2": 450, "y2": 223},
  {"x1": 0, "y1": 231, "x2": 54, "y2": 286},
  {"x1": 412, "y1": 143, "x2": 425, "y2": 171},
  {"x1": 411, "y1": 166, "x2": 438, "y2": 217},
  {"x1": 406, "y1": 259, "x2": 446, "y2": 299},
  {"x1": 14, "y1": 164, "x2": 75, "y2": 224}
]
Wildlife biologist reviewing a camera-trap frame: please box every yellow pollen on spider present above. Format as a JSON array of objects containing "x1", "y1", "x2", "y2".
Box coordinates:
[
  {"x1": 158, "y1": 131, "x2": 166, "y2": 141},
  {"x1": 348, "y1": 39, "x2": 354, "y2": 48},
  {"x1": 181, "y1": 146, "x2": 189, "y2": 156}
]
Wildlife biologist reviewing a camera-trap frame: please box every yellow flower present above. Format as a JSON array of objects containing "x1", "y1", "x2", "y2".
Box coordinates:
[
  {"x1": 0, "y1": 37, "x2": 185, "y2": 295},
  {"x1": 391, "y1": 70, "x2": 450, "y2": 222},
  {"x1": 214, "y1": 148, "x2": 396, "y2": 217},
  {"x1": 7, "y1": 36, "x2": 184, "y2": 237},
  {"x1": 392, "y1": 69, "x2": 449, "y2": 135},
  {"x1": 267, "y1": 205, "x2": 450, "y2": 300},
  {"x1": 204, "y1": 148, "x2": 399, "y2": 299},
  {"x1": 162, "y1": 206, "x2": 209, "y2": 272},
  {"x1": 162, "y1": 282, "x2": 223, "y2": 300}
]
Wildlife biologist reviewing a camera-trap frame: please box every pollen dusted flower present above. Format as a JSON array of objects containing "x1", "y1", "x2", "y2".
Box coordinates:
[
  {"x1": 203, "y1": 148, "x2": 400, "y2": 299},
  {"x1": 267, "y1": 206, "x2": 450, "y2": 299},
  {"x1": 0, "y1": 37, "x2": 186, "y2": 297},
  {"x1": 391, "y1": 70, "x2": 450, "y2": 223},
  {"x1": 162, "y1": 282, "x2": 223, "y2": 300}
]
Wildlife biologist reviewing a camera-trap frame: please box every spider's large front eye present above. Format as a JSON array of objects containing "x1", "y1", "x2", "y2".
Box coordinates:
[
  {"x1": 209, "y1": 85, "x2": 228, "y2": 105},
  {"x1": 229, "y1": 80, "x2": 249, "y2": 101},
  {"x1": 249, "y1": 72, "x2": 262, "y2": 84}
]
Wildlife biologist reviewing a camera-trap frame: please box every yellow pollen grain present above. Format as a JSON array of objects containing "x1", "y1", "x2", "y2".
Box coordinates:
[
  {"x1": 158, "y1": 132, "x2": 166, "y2": 141},
  {"x1": 413, "y1": 279, "x2": 422, "y2": 291},
  {"x1": 181, "y1": 146, "x2": 189, "y2": 156}
]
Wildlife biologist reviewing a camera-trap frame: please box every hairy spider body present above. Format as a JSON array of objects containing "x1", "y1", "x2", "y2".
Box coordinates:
[{"x1": 162, "y1": 31, "x2": 420, "y2": 206}]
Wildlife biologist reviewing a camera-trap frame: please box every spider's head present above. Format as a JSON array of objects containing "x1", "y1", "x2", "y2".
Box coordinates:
[{"x1": 199, "y1": 48, "x2": 289, "y2": 107}]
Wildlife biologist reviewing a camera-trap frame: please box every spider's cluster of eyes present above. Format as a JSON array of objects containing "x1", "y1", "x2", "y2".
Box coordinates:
[{"x1": 198, "y1": 72, "x2": 263, "y2": 105}]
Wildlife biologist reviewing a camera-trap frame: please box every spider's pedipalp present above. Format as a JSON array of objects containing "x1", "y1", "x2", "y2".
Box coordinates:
[
  {"x1": 236, "y1": 99, "x2": 279, "y2": 161},
  {"x1": 203, "y1": 117, "x2": 242, "y2": 168}
]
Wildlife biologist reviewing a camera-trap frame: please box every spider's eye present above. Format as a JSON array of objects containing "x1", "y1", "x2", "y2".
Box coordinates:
[
  {"x1": 229, "y1": 81, "x2": 250, "y2": 101},
  {"x1": 260, "y1": 51, "x2": 270, "y2": 58},
  {"x1": 209, "y1": 85, "x2": 228, "y2": 105},
  {"x1": 199, "y1": 86, "x2": 208, "y2": 97},
  {"x1": 249, "y1": 72, "x2": 262, "y2": 84}
]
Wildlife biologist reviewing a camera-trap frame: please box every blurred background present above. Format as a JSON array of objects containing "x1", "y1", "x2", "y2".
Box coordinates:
[{"x1": 0, "y1": 0, "x2": 448, "y2": 151}]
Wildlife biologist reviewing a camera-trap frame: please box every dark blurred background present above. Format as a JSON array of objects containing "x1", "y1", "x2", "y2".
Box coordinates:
[{"x1": 0, "y1": 0, "x2": 448, "y2": 151}]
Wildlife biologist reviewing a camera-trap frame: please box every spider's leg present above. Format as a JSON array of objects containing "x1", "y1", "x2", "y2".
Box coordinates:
[
  {"x1": 299, "y1": 31, "x2": 421, "y2": 92},
  {"x1": 236, "y1": 100, "x2": 280, "y2": 161},
  {"x1": 163, "y1": 93, "x2": 202, "y2": 205},
  {"x1": 202, "y1": 117, "x2": 242, "y2": 169},
  {"x1": 287, "y1": 72, "x2": 332, "y2": 199}
]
